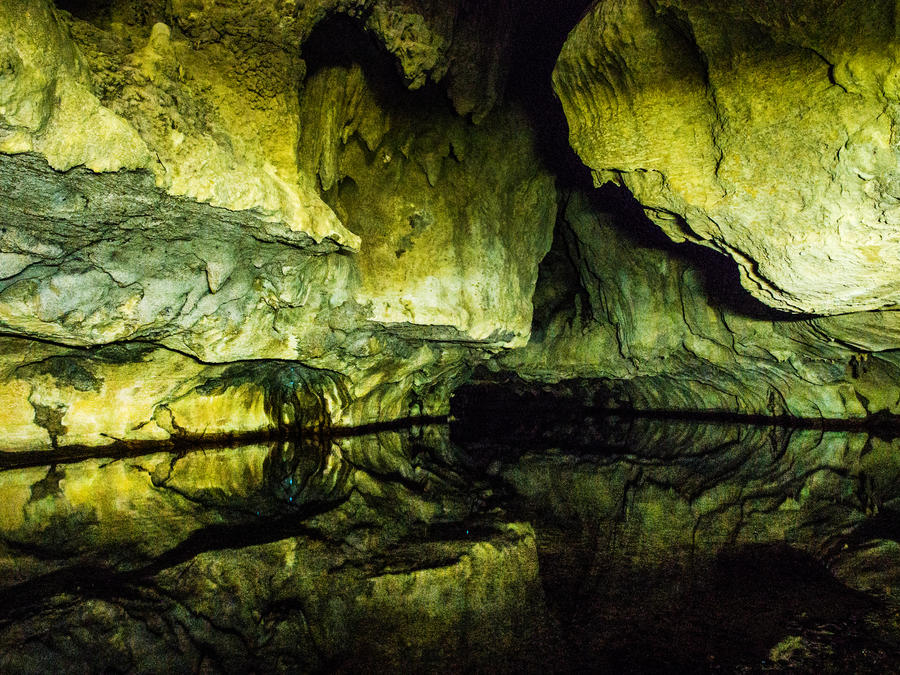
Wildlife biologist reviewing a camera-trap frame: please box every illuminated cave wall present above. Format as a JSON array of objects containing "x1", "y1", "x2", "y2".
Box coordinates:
[{"x1": 3, "y1": 0, "x2": 900, "y2": 449}]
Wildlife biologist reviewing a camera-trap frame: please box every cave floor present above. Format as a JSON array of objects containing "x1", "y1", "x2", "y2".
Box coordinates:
[{"x1": 1, "y1": 417, "x2": 899, "y2": 672}]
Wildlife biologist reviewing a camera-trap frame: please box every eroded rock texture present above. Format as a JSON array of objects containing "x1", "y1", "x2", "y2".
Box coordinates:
[
  {"x1": 297, "y1": 19, "x2": 554, "y2": 344},
  {"x1": 3, "y1": 1, "x2": 900, "y2": 668},
  {"x1": 4, "y1": 0, "x2": 900, "y2": 450},
  {"x1": 500, "y1": 188, "x2": 900, "y2": 417},
  {"x1": 0, "y1": 0, "x2": 555, "y2": 446},
  {"x1": 554, "y1": 0, "x2": 900, "y2": 315}
]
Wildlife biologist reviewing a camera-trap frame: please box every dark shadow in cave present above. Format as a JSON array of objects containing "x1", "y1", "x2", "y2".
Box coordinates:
[
  {"x1": 52, "y1": 0, "x2": 113, "y2": 23},
  {"x1": 301, "y1": 14, "x2": 387, "y2": 75},
  {"x1": 300, "y1": 13, "x2": 459, "y2": 127},
  {"x1": 304, "y1": 2, "x2": 597, "y2": 190},
  {"x1": 504, "y1": 0, "x2": 596, "y2": 192},
  {"x1": 528, "y1": 540, "x2": 882, "y2": 672},
  {"x1": 449, "y1": 379, "x2": 900, "y2": 452},
  {"x1": 579, "y1": 184, "x2": 819, "y2": 321}
]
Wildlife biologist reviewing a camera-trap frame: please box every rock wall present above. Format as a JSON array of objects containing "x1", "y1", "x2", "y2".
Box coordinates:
[
  {"x1": 297, "y1": 21, "x2": 554, "y2": 345},
  {"x1": 4, "y1": 0, "x2": 900, "y2": 450},
  {"x1": 554, "y1": 0, "x2": 900, "y2": 316},
  {"x1": 480, "y1": 0, "x2": 900, "y2": 418},
  {"x1": 499, "y1": 188, "x2": 900, "y2": 418},
  {"x1": 0, "y1": 0, "x2": 554, "y2": 448}
]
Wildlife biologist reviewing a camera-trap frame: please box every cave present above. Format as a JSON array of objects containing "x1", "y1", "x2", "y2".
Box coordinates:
[{"x1": 1, "y1": 0, "x2": 899, "y2": 671}]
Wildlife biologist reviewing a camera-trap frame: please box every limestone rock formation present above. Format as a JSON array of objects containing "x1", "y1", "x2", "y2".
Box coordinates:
[
  {"x1": 554, "y1": 0, "x2": 900, "y2": 315},
  {"x1": 3, "y1": 2, "x2": 900, "y2": 666},
  {"x1": 500, "y1": 188, "x2": 900, "y2": 418},
  {"x1": 297, "y1": 32, "x2": 554, "y2": 344},
  {"x1": 5, "y1": 0, "x2": 900, "y2": 449},
  {"x1": 0, "y1": 0, "x2": 554, "y2": 445}
]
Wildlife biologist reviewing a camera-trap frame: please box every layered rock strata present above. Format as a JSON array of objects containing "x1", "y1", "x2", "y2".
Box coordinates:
[{"x1": 0, "y1": 0, "x2": 554, "y2": 448}]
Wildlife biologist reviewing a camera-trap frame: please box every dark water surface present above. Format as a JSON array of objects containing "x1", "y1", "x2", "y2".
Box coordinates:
[{"x1": 1, "y1": 417, "x2": 898, "y2": 672}]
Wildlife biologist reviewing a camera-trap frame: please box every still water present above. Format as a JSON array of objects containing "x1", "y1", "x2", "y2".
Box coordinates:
[{"x1": 1, "y1": 417, "x2": 898, "y2": 672}]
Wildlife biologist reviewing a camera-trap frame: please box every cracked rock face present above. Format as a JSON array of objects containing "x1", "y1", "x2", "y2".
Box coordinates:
[
  {"x1": 5, "y1": 0, "x2": 900, "y2": 450},
  {"x1": 0, "y1": 0, "x2": 554, "y2": 444},
  {"x1": 554, "y1": 0, "x2": 900, "y2": 315}
]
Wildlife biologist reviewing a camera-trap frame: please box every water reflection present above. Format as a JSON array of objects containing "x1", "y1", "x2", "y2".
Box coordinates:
[
  {"x1": 490, "y1": 419, "x2": 900, "y2": 671},
  {"x1": 0, "y1": 419, "x2": 898, "y2": 671}
]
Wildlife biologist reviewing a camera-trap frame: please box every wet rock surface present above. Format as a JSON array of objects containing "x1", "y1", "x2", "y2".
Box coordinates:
[
  {"x1": 1, "y1": 419, "x2": 898, "y2": 671},
  {"x1": 0, "y1": 426, "x2": 544, "y2": 672}
]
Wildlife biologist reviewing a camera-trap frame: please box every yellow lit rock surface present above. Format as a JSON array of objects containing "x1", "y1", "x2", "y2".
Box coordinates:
[
  {"x1": 0, "y1": 429, "x2": 553, "y2": 670},
  {"x1": 0, "y1": 0, "x2": 152, "y2": 172},
  {"x1": 501, "y1": 189, "x2": 900, "y2": 418},
  {"x1": 554, "y1": 0, "x2": 900, "y2": 315},
  {"x1": 0, "y1": 338, "x2": 350, "y2": 451},
  {"x1": 298, "y1": 55, "x2": 555, "y2": 345},
  {"x1": 1, "y1": 2, "x2": 900, "y2": 667},
  {"x1": 0, "y1": 0, "x2": 357, "y2": 248},
  {"x1": 7, "y1": 0, "x2": 900, "y2": 446},
  {"x1": 0, "y1": 1, "x2": 559, "y2": 448},
  {"x1": 0, "y1": 332, "x2": 475, "y2": 450},
  {"x1": 354, "y1": 522, "x2": 543, "y2": 661}
]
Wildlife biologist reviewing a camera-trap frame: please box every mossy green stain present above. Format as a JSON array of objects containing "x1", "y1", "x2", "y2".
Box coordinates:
[{"x1": 30, "y1": 357, "x2": 102, "y2": 392}]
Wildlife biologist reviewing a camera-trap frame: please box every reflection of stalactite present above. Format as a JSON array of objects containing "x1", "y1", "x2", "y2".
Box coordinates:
[
  {"x1": 765, "y1": 387, "x2": 788, "y2": 418},
  {"x1": 263, "y1": 438, "x2": 342, "y2": 508},
  {"x1": 849, "y1": 352, "x2": 870, "y2": 379},
  {"x1": 854, "y1": 471, "x2": 882, "y2": 517}
]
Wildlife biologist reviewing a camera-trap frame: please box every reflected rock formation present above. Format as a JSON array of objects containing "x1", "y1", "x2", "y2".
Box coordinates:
[
  {"x1": 0, "y1": 420, "x2": 898, "y2": 671},
  {"x1": 0, "y1": 428, "x2": 543, "y2": 672}
]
